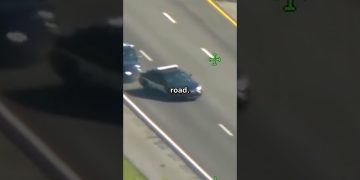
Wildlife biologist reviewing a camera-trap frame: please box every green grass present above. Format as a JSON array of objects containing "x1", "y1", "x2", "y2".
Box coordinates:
[{"x1": 124, "y1": 157, "x2": 147, "y2": 180}]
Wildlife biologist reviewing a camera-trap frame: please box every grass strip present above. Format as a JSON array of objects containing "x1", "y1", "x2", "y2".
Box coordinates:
[{"x1": 124, "y1": 157, "x2": 147, "y2": 180}]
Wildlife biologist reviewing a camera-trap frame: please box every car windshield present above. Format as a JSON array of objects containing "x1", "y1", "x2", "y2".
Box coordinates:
[
  {"x1": 163, "y1": 70, "x2": 192, "y2": 87},
  {"x1": 123, "y1": 46, "x2": 137, "y2": 64}
]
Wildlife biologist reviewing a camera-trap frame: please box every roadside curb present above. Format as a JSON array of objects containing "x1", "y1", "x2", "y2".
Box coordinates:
[
  {"x1": 123, "y1": 95, "x2": 212, "y2": 180},
  {"x1": 123, "y1": 97, "x2": 204, "y2": 180}
]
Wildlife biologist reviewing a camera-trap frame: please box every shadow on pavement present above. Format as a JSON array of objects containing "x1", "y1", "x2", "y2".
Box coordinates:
[{"x1": 4, "y1": 84, "x2": 122, "y2": 126}]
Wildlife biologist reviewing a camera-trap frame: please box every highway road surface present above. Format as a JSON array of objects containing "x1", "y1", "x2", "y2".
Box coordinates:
[
  {"x1": 238, "y1": 1, "x2": 360, "y2": 180},
  {"x1": 0, "y1": 0, "x2": 122, "y2": 179},
  {"x1": 0, "y1": 131, "x2": 49, "y2": 180},
  {"x1": 124, "y1": 0, "x2": 237, "y2": 179}
]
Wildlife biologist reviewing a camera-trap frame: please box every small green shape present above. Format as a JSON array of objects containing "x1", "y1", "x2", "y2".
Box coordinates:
[
  {"x1": 208, "y1": 53, "x2": 221, "y2": 66},
  {"x1": 123, "y1": 157, "x2": 146, "y2": 180},
  {"x1": 214, "y1": 176, "x2": 217, "y2": 180},
  {"x1": 284, "y1": 0, "x2": 296, "y2": 12}
]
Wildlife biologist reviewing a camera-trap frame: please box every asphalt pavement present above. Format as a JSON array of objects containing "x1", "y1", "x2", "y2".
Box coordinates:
[
  {"x1": 124, "y1": 0, "x2": 237, "y2": 179},
  {"x1": 0, "y1": 0, "x2": 122, "y2": 179},
  {"x1": 238, "y1": 1, "x2": 360, "y2": 180},
  {"x1": 124, "y1": 103, "x2": 200, "y2": 180},
  {"x1": 0, "y1": 131, "x2": 49, "y2": 180},
  {"x1": 217, "y1": 0, "x2": 237, "y2": 21}
]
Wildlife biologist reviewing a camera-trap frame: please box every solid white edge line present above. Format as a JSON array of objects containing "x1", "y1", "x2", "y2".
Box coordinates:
[
  {"x1": 162, "y1": 12, "x2": 177, "y2": 24},
  {"x1": 218, "y1": 124, "x2": 234, "y2": 136},
  {"x1": 123, "y1": 94, "x2": 213, "y2": 180},
  {"x1": 200, "y1": 48, "x2": 214, "y2": 58},
  {"x1": 139, "y1": 50, "x2": 153, "y2": 61}
]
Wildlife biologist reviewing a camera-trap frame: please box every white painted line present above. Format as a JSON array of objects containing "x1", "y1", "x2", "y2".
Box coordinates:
[
  {"x1": 200, "y1": 48, "x2": 214, "y2": 58},
  {"x1": 139, "y1": 50, "x2": 153, "y2": 62},
  {"x1": 218, "y1": 124, "x2": 234, "y2": 136},
  {"x1": 162, "y1": 12, "x2": 177, "y2": 24},
  {"x1": 123, "y1": 95, "x2": 213, "y2": 180},
  {"x1": 6, "y1": 31, "x2": 28, "y2": 43},
  {"x1": 37, "y1": 10, "x2": 55, "y2": 20},
  {"x1": 107, "y1": 16, "x2": 122, "y2": 27},
  {"x1": 44, "y1": 22, "x2": 58, "y2": 29}
]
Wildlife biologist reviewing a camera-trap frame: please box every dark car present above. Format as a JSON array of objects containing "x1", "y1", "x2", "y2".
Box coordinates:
[
  {"x1": 123, "y1": 43, "x2": 141, "y2": 83},
  {"x1": 50, "y1": 21, "x2": 123, "y2": 91},
  {"x1": 237, "y1": 70, "x2": 249, "y2": 105},
  {"x1": 139, "y1": 64, "x2": 202, "y2": 100}
]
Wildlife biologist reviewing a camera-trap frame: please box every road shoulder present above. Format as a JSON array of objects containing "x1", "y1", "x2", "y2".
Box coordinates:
[
  {"x1": 123, "y1": 104, "x2": 200, "y2": 180},
  {"x1": 215, "y1": 0, "x2": 237, "y2": 21}
]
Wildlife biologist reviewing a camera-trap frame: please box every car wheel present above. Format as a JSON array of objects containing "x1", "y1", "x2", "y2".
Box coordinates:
[
  {"x1": 140, "y1": 79, "x2": 150, "y2": 89},
  {"x1": 188, "y1": 96, "x2": 199, "y2": 101}
]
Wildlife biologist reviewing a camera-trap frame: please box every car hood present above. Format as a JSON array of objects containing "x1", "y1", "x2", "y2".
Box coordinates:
[
  {"x1": 123, "y1": 63, "x2": 139, "y2": 71},
  {"x1": 170, "y1": 80, "x2": 199, "y2": 90}
]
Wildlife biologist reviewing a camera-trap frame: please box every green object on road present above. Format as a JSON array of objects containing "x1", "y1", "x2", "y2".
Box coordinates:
[
  {"x1": 284, "y1": 0, "x2": 296, "y2": 12},
  {"x1": 214, "y1": 176, "x2": 217, "y2": 180},
  {"x1": 124, "y1": 157, "x2": 147, "y2": 180},
  {"x1": 209, "y1": 53, "x2": 221, "y2": 66}
]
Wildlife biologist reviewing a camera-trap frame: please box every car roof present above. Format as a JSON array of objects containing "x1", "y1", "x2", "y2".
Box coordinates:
[
  {"x1": 123, "y1": 43, "x2": 134, "y2": 47},
  {"x1": 143, "y1": 65, "x2": 183, "y2": 75},
  {"x1": 156, "y1": 64, "x2": 179, "y2": 71}
]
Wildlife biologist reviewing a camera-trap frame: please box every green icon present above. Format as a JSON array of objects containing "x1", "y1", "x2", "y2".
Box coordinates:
[
  {"x1": 209, "y1": 53, "x2": 221, "y2": 66},
  {"x1": 284, "y1": 0, "x2": 296, "y2": 12},
  {"x1": 214, "y1": 176, "x2": 217, "y2": 180}
]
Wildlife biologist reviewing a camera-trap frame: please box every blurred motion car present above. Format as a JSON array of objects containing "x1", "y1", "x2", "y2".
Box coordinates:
[
  {"x1": 238, "y1": 70, "x2": 249, "y2": 105},
  {"x1": 123, "y1": 43, "x2": 141, "y2": 83},
  {"x1": 50, "y1": 22, "x2": 123, "y2": 91},
  {"x1": 139, "y1": 64, "x2": 202, "y2": 100}
]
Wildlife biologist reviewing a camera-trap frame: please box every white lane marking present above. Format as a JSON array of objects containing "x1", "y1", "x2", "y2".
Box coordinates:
[
  {"x1": 162, "y1": 12, "x2": 177, "y2": 24},
  {"x1": 200, "y1": 48, "x2": 214, "y2": 58},
  {"x1": 107, "y1": 17, "x2": 122, "y2": 27},
  {"x1": 6, "y1": 31, "x2": 28, "y2": 43},
  {"x1": 123, "y1": 95, "x2": 213, "y2": 180},
  {"x1": 37, "y1": 10, "x2": 55, "y2": 20},
  {"x1": 139, "y1": 50, "x2": 153, "y2": 62},
  {"x1": 44, "y1": 22, "x2": 58, "y2": 29},
  {"x1": 218, "y1": 124, "x2": 234, "y2": 136}
]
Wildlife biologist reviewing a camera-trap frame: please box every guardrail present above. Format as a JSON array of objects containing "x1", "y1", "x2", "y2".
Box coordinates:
[{"x1": 123, "y1": 94, "x2": 213, "y2": 180}]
